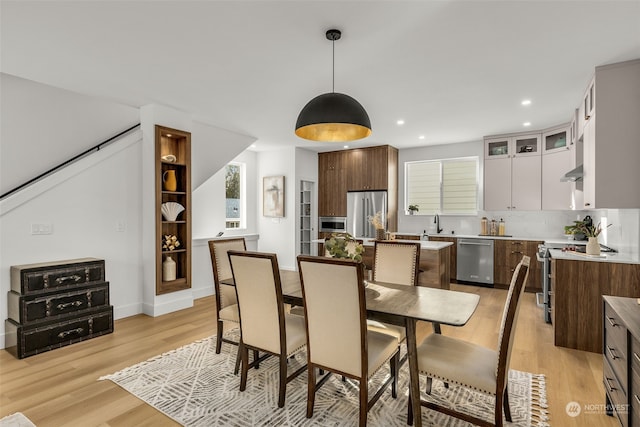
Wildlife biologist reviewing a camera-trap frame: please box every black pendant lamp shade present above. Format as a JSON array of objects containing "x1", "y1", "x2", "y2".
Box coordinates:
[
  {"x1": 295, "y1": 29, "x2": 372, "y2": 142},
  {"x1": 295, "y1": 92, "x2": 371, "y2": 142}
]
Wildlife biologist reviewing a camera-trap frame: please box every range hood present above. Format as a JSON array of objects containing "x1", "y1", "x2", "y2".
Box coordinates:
[{"x1": 560, "y1": 164, "x2": 583, "y2": 182}]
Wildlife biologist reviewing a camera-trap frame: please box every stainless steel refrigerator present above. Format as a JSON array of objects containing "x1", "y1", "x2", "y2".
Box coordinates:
[{"x1": 346, "y1": 190, "x2": 387, "y2": 238}]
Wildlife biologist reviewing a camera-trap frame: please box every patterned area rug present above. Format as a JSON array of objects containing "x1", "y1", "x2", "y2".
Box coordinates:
[
  {"x1": 0, "y1": 413, "x2": 36, "y2": 427},
  {"x1": 100, "y1": 335, "x2": 549, "y2": 426}
]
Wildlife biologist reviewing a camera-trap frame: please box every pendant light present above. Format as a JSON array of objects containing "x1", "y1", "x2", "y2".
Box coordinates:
[{"x1": 295, "y1": 29, "x2": 372, "y2": 142}]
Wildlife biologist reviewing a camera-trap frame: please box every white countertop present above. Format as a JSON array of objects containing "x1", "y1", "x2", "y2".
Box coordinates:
[
  {"x1": 313, "y1": 238, "x2": 452, "y2": 250},
  {"x1": 396, "y1": 231, "x2": 578, "y2": 242},
  {"x1": 549, "y1": 248, "x2": 640, "y2": 264},
  {"x1": 363, "y1": 238, "x2": 452, "y2": 250}
]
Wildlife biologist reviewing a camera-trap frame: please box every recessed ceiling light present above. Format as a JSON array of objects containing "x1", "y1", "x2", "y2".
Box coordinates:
[
  {"x1": 250, "y1": 144, "x2": 256, "y2": 148},
  {"x1": 418, "y1": 135, "x2": 425, "y2": 140},
  {"x1": 166, "y1": 133, "x2": 172, "y2": 137},
  {"x1": 521, "y1": 100, "x2": 531, "y2": 106},
  {"x1": 523, "y1": 122, "x2": 531, "y2": 127},
  {"x1": 343, "y1": 145, "x2": 349, "y2": 149},
  {"x1": 396, "y1": 119, "x2": 405, "y2": 126}
]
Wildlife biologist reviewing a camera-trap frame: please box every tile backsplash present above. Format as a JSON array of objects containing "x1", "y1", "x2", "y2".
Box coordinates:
[{"x1": 399, "y1": 209, "x2": 640, "y2": 257}]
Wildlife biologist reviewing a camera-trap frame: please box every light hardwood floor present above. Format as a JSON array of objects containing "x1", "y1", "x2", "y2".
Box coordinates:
[{"x1": 0, "y1": 282, "x2": 618, "y2": 427}]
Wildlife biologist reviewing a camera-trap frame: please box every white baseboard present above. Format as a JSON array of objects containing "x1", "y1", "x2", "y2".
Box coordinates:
[
  {"x1": 113, "y1": 303, "x2": 143, "y2": 320},
  {"x1": 142, "y1": 296, "x2": 194, "y2": 317},
  {"x1": 193, "y1": 286, "x2": 214, "y2": 300}
]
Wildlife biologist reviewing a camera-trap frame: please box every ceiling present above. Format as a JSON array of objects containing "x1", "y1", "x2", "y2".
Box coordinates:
[{"x1": 2, "y1": 1, "x2": 639, "y2": 153}]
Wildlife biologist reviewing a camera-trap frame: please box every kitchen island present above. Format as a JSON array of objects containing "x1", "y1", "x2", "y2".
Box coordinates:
[{"x1": 550, "y1": 249, "x2": 640, "y2": 353}]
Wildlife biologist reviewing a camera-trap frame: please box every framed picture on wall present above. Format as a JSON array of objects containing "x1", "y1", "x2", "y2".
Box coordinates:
[{"x1": 263, "y1": 176, "x2": 284, "y2": 217}]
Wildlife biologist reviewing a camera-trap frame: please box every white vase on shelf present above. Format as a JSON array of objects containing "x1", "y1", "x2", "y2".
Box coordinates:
[
  {"x1": 586, "y1": 237, "x2": 600, "y2": 255},
  {"x1": 163, "y1": 256, "x2": 176, "y2": 281}
]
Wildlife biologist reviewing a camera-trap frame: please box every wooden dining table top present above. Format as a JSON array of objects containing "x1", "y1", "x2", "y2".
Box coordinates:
[{"x1": 225, "y1": 269, "x2": 480, "y2": 328}]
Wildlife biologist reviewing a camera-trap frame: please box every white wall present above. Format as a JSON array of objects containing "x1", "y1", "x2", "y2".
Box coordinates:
[
  {"x1": 0, "y1": 76, "x2": 143, "y2": 348},
  {"x1": 0, "y1": 73, "x2": 139, "y2": 195},
  {"x1": 0, "y1": 133, "x2": 145, "y2": 345},
  {"x1": 257, "y1": 148, "x2": 297, "y2": 270}
]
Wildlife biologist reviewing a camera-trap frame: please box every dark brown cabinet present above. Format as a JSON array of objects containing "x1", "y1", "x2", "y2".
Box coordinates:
[
  {"x1": 318, "y1": 145, "x2": 398, "y2": 231},
  {"x1": 318, "y1": 151, "x2": 347, "y2": 217},
  {"x1": 602, "y1": 296, "x2": 640, "y2": 427},
  {"x1": 494, "y1": 239, "x2": 542, "y2": 292},
  {"x1": 155, "y1": 126, "x2": 192, "y2": 295},
  {"x1": 346, "y1": 146, "x2": 394, "y2": 191}
]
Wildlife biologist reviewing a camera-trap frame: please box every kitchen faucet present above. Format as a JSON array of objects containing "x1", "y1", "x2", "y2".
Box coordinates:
[{"x1": 434, "y1": 214, "x2": 443, "y2": 234}]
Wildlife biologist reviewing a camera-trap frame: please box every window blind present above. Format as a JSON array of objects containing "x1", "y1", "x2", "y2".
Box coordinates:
[{"x1": 406, "y1": 157, "x2": 478, "y2": 214}]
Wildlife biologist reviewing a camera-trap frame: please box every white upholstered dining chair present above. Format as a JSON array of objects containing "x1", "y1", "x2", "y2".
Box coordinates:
[
  {"x1": 228, "y1": 250, "x2": 307, "y2": 408},
  {"x1": 366, "y1": 240, "x2": 421, "y2": 344},
  {"x1": 208, "y1": 238, "x2": 246, "y2": 374},
  {"x1": 297, "y1": 255, "x2": 400, "y2": 427},
  {"x1": 407, "y1": 255, "x2": 530, "y2": 427}
]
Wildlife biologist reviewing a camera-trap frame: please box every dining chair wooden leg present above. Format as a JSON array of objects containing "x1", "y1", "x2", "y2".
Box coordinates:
[
  {"x1": 407, "y1": 391, "x2": 413, "y2": 426},
  {"x1": 278, "y1": 354, "x2": 287, "y2": 408},
  {"x1": 359, "y1": 378, "x2": 368, "y2": 427},
  {"x1": 216, "y1": 320, "x2": 224, "y2": 354},
  {"x1": 503, "y1": 384, "x2": 512, "y2": 422},
  {"x1": 425, "y1": 377, "x2": 432, "y2": 394},
  {"x1": 495, "y1": 389, "x2": 505, "y2": 427},
  {"x1": 253, "y1": 350, "x2": 260, "y2": 369},
  {"x1": 239, "y1": 344, "x2": 249, "y2": 392},
  {"x1": 432, "y1": 322, "x2": 442, "y2": 334},
  {"x1": 307, "y1": 365, "x2": 317, "y2": 418},
  {"x1": 233, "y1": 344, "x2": 241, "y2": 375},
  {"x1": 406, "y1": 319, "x2": 422, "y2": 427},
  {"x1": 391, "y1": 351, "x2": 399, "y2": 398}
]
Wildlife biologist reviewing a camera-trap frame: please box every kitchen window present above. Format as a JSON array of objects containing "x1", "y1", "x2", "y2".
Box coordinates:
[
  {"x1": 225, "y1": 162, "x2": 245, "y2": 229},
  {"x1": 405, "y1": 157, "x2": 478, "y2": 215}
]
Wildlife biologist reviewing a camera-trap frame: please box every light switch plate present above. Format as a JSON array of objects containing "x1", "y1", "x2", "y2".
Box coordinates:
[{"x1": 30, "y1": 223, "x2": 53, "y2": 235}]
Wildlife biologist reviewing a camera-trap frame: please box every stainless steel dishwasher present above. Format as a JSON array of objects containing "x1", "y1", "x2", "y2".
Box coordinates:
[{"x1": 457, "y1": 238, "x2": 494, "y2": 285}]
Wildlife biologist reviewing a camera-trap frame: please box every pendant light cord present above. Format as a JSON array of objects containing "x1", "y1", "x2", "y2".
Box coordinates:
[{"x1": 332, "y1": 37, "x2": 335, "y2": 93}]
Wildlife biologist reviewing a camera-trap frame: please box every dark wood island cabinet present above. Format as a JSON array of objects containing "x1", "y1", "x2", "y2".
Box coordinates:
[
  {"x1": 553, "y1": 258, "x2": 640, "y2": 353},
  {"x1": 603, "y1": 296, "x2": 640, "y2": 427}
]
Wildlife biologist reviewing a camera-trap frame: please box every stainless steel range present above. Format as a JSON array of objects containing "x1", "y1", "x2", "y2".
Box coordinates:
[{"x1": 537, "y1": 241, "x2": 616, "y2": 324}]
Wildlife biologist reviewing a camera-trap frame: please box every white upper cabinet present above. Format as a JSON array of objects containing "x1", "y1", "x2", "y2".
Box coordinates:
[
  {"x1": 578, "y1": 59, "x2": 640, "y2": 209},
  {"x1": 484, "y1": 134, "x2": 541, "y2": 211},
  {"x1": 542, "y1": 125, "x2": 575, "y2": 210}
]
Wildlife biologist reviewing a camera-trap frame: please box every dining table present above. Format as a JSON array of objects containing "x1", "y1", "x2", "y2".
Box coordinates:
[{"x1": 223, "y1": 269, "x2": 480, "y2": 427}]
